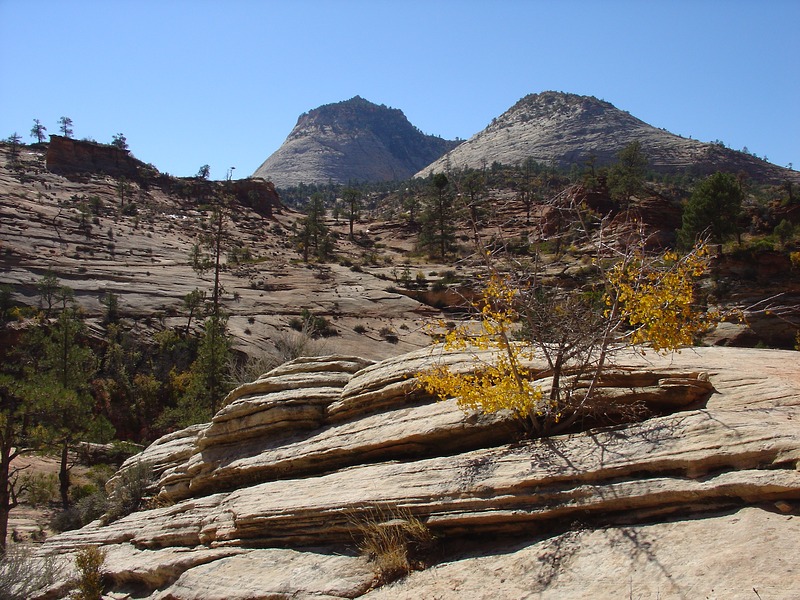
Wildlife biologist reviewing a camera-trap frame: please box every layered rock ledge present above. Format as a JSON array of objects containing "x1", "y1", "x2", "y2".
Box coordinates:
[{"x1": 35, "y1": 346, "x2": 800, "y2": 599}]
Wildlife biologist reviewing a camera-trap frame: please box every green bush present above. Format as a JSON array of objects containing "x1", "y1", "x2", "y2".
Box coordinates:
[
  {"x1": 50, "y1": 507, "x2": 83, "y2": 533},
  {"x1": 20, "y1": 472, "x2": 58, "y2": 506},
  {"x1": 289, "y1": 309, "x2": 338, "y2": 338},
  {"x1": 774, "y1": 219, "x2": 796, "y2": 245},
  {"x1": 121, "y1": 202, "x2": 137, "y2": 216}
]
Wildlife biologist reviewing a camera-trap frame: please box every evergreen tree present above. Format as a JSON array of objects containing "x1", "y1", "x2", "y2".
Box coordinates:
[
  {"x1": 678, "y1": 171, "x2": 744, "y2": 247},
  {"x1": 33, "y1": 305, "x2": 101, "y2": 508},
  {"x1": 6, "y1": 132, "x2": 22, "y2": 163},
  {"x1": 111, "y1": 133, "x2": 128, "y2": 150},
  {"x1": 419, "y1": 173, "x2": 456, "y2": 259},
  {"x1": 58, "y1": 116, "x2": 74, "y2": 138},
  {"x1": 342, "y1": 186, "x2": 362, "y2": 240},
  {"x1": 0, "y1": 374, "x2": 39, "y2": 553},
  {"x1": 36, "y1": 272, "x2": 61, "y2": 317},
  {"x1": 182, "y1": 314, "x2": 232, "y2": 421},
  {"x1": 296, "y1": 193, "x2": 331, "y2": 261},
  {"x1": 183, "y1": 192, "x2": 234, "y2": 420},
  {"x1": 30, "y1": 118, "x2": 47, "y2": 143},
  {"x1": 461, "y1": 170, "x2": 487, "y2": 234},
  {"x1": 182, "y1": 288, "x2": 206, "y2": 336},
  {"x1": 608, "y1": 141, "x2": 648, "y2": 205}
]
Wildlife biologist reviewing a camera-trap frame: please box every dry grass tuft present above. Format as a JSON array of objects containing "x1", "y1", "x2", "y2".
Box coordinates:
[{"x1": 353, "y1": 505, "x2": 436, "y2": 584}]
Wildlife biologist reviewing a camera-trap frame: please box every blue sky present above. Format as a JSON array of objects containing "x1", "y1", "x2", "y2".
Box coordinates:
[{"x1": 1, "y1": 0, "x2": 797, "y2": 180}]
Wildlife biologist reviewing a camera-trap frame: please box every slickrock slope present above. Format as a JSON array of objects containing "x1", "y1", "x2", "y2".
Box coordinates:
[
  {"x1": 253, "y1": 96, "x2": 459, "y2": 187},
  {"x1": 35, "y1": 345, "x2": 800, "y2": 599},
  {"x1": 418, "y1": 91, "x2": 800, "y2": 184},
  {"x1": 0, "y1": 143, "x2": 439, "y2": 361}
]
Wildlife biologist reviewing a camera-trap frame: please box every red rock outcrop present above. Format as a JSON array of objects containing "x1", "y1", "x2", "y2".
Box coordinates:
[{"x1": 45, "y1": 135, "x2": 143, "y2": 179}]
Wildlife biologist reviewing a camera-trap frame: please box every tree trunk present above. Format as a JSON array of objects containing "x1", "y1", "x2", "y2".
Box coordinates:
[
  {"x1": 0, "y1": 458, "x2": 10, "y2": 554},
  {"x1": 0, "y1": 442, "x2": 16, "y2": 555},
  {"x1": 59, "y1": 440, "x2": 70, "y2": 509}
]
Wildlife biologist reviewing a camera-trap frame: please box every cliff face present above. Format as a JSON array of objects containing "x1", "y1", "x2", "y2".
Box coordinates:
[
  {"x1": 418, "y1": 91, "x2": 800, "y2": 184},
  {"x1": 36, "y1": 345, "x2": 800, "y2": 599},
  {"x1": 253, "y1": 96, "x2": 459, "y2": 187},
  {"x1": 45, "y1": 135, "x2": 144, "y2": 179}
]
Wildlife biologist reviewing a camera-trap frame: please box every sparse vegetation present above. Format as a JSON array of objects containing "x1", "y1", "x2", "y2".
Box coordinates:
[
  {"x1": 289, "y1": 308, "x2": 338, "y2": 338},
  {"x1": 71, "y1": 545, "x2": 106, "y2": 600},
  {"x1": 353, "y1": 506, "x2": 435, "y2": 584},
  {"x1": 0, "y1": 103, "x2": 799, "y2": 578},
  {"x1": 0, "y1": 543, "x2": 65, "y2": 600},
  {"x1": 105, "y1": 460, "x2": 152, "y2": 523},
  {"x1": 418, "y1": 205, "x2": 721, "y2": 438}
]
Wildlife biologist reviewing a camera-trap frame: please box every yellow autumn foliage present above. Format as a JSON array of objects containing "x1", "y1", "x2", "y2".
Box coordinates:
[
  {"x1": 605, "y1": 242, "x2": 716, "y2": 353},
  {"x1": 417, "y1": 240, "x2": 717, "y2": 435},
  {"x1": 416, "y1": 274, "x2": 546, "y2": 421}
]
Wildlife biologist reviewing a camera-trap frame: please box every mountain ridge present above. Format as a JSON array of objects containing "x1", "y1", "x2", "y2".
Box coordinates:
[{"x1": 417, "y1": 91, "x2": 799, "y2": 183}]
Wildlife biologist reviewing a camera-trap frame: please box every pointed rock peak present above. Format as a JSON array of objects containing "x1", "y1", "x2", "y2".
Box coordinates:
[
  {"x1": 495, "y1": 91, "x2": 633, "y2": 126},
  {"x1": 253, "y1": 98, "x2": 458, "y2": 187},
  {"x1": 300, "y1": 96, "x2": 408, "y2": 128}
]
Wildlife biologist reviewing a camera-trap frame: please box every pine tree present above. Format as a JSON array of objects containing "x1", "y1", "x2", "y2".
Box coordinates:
[
  {"x1": 678, "y1": 171, "x2": 744, "y2": 247},
  {"x1": 419, "y1": 173, "x2": 456, "y2": 259},
  {"x1": 30, "y1": 118, "x2": 47, "y2": 143}
]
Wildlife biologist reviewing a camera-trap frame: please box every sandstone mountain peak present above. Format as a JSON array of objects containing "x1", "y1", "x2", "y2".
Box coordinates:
[
  {"x1": 418, "y1": 90, "x2": 798, "y2": 184},
  {"x1": 252, "y1": 96, "x2": 459, "y2": 187}
]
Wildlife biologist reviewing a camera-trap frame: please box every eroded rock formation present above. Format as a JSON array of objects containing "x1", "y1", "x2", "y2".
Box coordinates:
[
  {"x1": 46, "y1": 135, "x2": 145, "y2": 179},
  {"x1": 33, "y1": 346, "x2": 800, "y2": 599},
  {"x1": 253, "y1": 96, "x2": 459, "y2": 187}
]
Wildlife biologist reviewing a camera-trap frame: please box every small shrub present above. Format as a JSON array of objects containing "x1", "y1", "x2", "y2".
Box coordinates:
[
  {"x1": 354, "y1": 324, "x2": 368, "y2": 334},
  {"x1": 747, "y1": 238, "x2": 775, "y2": 253},
  {"x1": 105, "y1": 460, "x2": 153, "y2": 522},
  {"x1": 121, "y1": 202, "x2": 137, "y2": 216},
  {"x1": 71, "y1": 546, "x2": 106, "y2": 600},
  {"x1": 21, "y1": 472, "x2": 58, "y2": 506},
  {"x1": 354, "y1": 506, "x2": 435, "y2": 584},
  {"x1": 440, "y1": 270, "x2": 457, "y2": 283},
  {"x1": 379, "y1": 326, "x2": 399, "y2": 344},
  {"x1": 290, "y1": 309, "x2": 338, "y2": 338},
  {"x1": 50, "y1": 507, "x2": 83, "y2": 533},
  {"x1": 774, "y1": 219, "x2": 795, "y2": 245},
  {"x1": 229, "y1": 325, "x2": 328, "y2": 385},
  {"x1": 75, "y1": 492, "x2": 109, "y2": 526},
  {"x1": 0, "y1": 544, "x2": 65, "y2": 600}
]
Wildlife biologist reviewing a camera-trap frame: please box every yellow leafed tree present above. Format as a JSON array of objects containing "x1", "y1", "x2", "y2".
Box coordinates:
[{"x1": 418, "y1": 236, "x2": 719, "y2": 438}]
